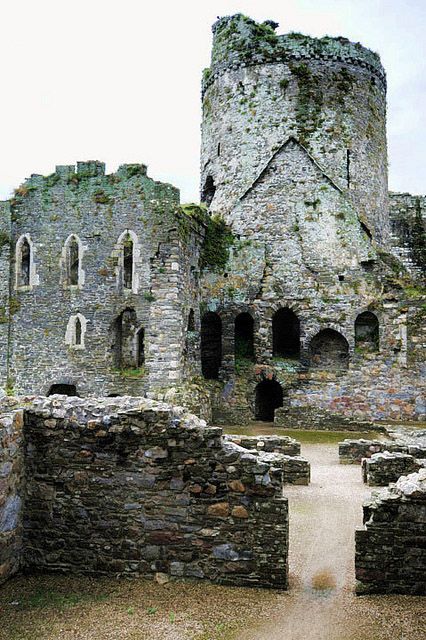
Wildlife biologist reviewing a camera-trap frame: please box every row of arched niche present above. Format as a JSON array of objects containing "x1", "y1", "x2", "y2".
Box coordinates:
[
  {"x1": 14, "y1": 231, "x2": 138, "y2": 290},
  {"x1": 200, "y1": 308, "x2": 380, "y2": 379}
]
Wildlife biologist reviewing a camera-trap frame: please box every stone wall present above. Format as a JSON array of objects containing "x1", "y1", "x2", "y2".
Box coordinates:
[
  {"x1": 361, "y1": 452, "x2": 423, "y2": 486},
  {"x1": 21, "y1": 397, "x2": 288, "y2": 588},
  {"x1": 223, "y1": 435, "x2": 309, "y2": 485},
  {"x1": 339, "y1": 438, "x2": 426, "y2": 464},
  {"x1": 355, "y1": 469, "x2": 426, "y2": 594},
  {"x1": 389, "y1": 193, "x2": 426, "y2": 282},
  {"x1": 0, "y1": 410, "x2": 24, "y2": 584}
]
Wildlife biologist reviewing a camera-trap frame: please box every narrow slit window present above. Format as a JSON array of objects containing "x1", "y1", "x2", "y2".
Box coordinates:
[
  {"x1": 68, "y1": 237, "x2": 80, "y2": 285},
  {"x1": 123, "y1": 239, "x2": 133, "y2": 289},
  {"x1": 346, "y1": 149, "x2": 351, "y2": 188},
  {"x1": 20, "y1": 239, "x2": 31, "y2": 286},
  {"x1": 75, "y1": 317, "x2": 82, "y2": 346},
  {"x1": 137, "y1": 328, "x2": 145, "y2": 367}
]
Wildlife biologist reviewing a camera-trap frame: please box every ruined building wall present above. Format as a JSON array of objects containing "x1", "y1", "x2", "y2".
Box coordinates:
[
  {"x1": 21, "y1": 397, "x2": 288, "y2": 589},
  {"x1": 389, "y1": 192, "x2": 426, "y2": 282},
  {"x1": 355, "y1": 470, "x2": 426, "y2": 594},
  {"x1": 6, "y1": 163, "x2": 203, "y2": 397},
  {"x1": 0, "y1": 410, "x2": 24, "y2": 584},
  {"x1": 201, "y1": 14, "x2": 389, "y2": 243}
]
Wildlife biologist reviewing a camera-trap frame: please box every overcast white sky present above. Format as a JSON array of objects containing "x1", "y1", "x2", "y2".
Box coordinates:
[{"x1": 0, "y1": 0, "x2": 425, "y2": 202}]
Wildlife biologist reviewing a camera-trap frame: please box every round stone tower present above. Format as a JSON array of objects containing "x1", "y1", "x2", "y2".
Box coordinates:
[{"x1": 201, "y1": 14, "x2": 389, "y2": 243}]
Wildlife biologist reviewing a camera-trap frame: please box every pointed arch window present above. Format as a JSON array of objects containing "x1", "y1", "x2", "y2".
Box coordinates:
[
  {"x1": 16, "y1": 234, "x2": 37, "y2": 289},
  {"x1": 63, "y1": 235, "x2": 84, "y2": 288},
  {"x1": 115, "y1": 230, "x2": 140, "y2": 293},
  {"x1": 65, "y1": 313, "x2": 87, "y2": 349}
]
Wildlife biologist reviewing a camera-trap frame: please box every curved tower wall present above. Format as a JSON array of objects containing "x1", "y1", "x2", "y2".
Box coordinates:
[{"x1": 201, "y1": 15, "x2": 389, "y2": 242}]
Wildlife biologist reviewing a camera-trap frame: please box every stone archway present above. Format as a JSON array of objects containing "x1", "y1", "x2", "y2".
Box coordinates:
[
  {"x1": 255, "y1": 378, "x2": 284, "y2": 421},
  {"x1": 309, "y1": 329, "x2": 349, "y2": 370}
]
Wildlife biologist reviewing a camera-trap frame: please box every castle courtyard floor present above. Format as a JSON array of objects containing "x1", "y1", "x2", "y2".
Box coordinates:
[{"x1": 0, "y1": 433, "x2": 424, "y2": 640}]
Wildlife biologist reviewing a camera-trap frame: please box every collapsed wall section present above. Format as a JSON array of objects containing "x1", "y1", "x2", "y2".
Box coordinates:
[
  {"x1": 355, "y1": 469, "x2": 426, "y2": 594},
  {"x1": 21, "y1": 397, "x2": 288, "y2": 588}
]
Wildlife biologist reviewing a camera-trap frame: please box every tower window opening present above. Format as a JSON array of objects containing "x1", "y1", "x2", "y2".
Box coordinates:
[
  {"x1": 255, "y1": 379, "x2": 283, "y2": 422},
  {"x1": 346, "y1": 149, "x2": 351, "y2": 188},
  {"x1": 217, "y1": 142, "x2": 221, "y2": 156},
  {"x1": 67, "y1": 236, "x2": 80, "y2": 285},
  {"x1": 201, "y1": 312, "x2": 222, "y2": 379},
  {"x1": 20, "y1": 238, "x2": 31, "y2": 287},
  {"x1": 235, "y1": 312, "x2": 254, "y2": 363},
  {"x1": 187, "y1": 308, "x2": 195, "y2": 332},
  {"x1": 338, "y1": 274, "x2": 345, "y2": 282},
  {"x1": 272, "y1": 308, "x2": 300, "y2": 359},
  {"x1": 201, "y1": 175, "x2": 216, "y2": 207}
]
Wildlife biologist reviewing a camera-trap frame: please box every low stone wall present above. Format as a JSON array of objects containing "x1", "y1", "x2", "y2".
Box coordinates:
[
  {"x1": 224, "y1": 435, "x2": 309, "y2": 485},
  {"x1": 224, "y1": 434, "x2": 300, "y2": 456},
  {"x1": 21, "y1": 397, "x2": 288, "y2": 589},
  {"x1": 0, "y1": 410, "x2": 24, "y2": 585},
  {"x1": 355, "y1": 469, "x2": 426, "y2": 594},
  {"x1": 361, "y1": 451, "x2": 423, "y2": 486},
  {"x1": 339, "y1": 439, "x2": 404, "y2": 464}
]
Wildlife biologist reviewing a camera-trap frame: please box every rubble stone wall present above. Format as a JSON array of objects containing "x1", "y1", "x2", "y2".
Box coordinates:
[
  {"x1": 361, "y1": 451, "x2": 423, "y2": 486},
  {"x1": 0, "y1": 410, "x2": 24, "y2": 584},
  {"x1": 355, "y1": 470, "x2": 426, "y2": 594},
  {"x1": 21, "y1": 397, "x2": 288, "y2": 589}
]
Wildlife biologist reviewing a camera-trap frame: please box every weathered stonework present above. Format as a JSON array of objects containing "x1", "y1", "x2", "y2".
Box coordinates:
[
  {"x1": 0, "y1": 410, "x2": 24, "y2": 583},
  {"x1": 1, "y1": 396, "x2": 289, "y2": 589},
  {"x1": 355, "y1": 469, "x2": 426, "y2": 594},
  {"x1": 361, "y1": 451, "x2": 424, "y2": 486},
  {"x1": 339, "y1": 437, "x2": 426, "y2": 464}
]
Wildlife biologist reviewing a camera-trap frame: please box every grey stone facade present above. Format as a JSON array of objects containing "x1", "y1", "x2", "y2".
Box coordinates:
[
  {"x1": 0, "y1": 13, "x2": 424, "y2": 428},
  {"x1": 0, "y1": 396, "x2": 288, "y2": 588}
]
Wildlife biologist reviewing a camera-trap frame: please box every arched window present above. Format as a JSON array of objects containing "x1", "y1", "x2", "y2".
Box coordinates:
[
  {"x1": 65, "y1": 313, "x2": 87, "y2": 349},
  {"x1": 64, "y1": 235, "x2": 81, "y2": 286},
  {"x1": 112, "y1": 308, "x2": 138, "y2": 369},
  {"x1": 201, "y1": 312, "x2": 222, "y2": 379},
  {"x1": 136, "y1": 328, "x2": 145, "y2": 367},
  {"x1": 115, "y1": 230, "x2": 139, "y2": 293},
  {"x1": 123, "y1": 237, "x2": 133, "y2": 289},
  {"x1": 15, "y1": 235, "x2": 36, "y2": 288},
  {"x1": 255, "y1": 379, "x2": 283, "y2": 422},
  {"x1": 235, "y1": 312, "x2": 254, "y2": 362},
  {"x1": 309, "y1": 329, "x2": 349, "y2": 370},
  {"x1": 201, "y1": 175, "x2": 216, "y2": 207},
  {"x1": 355, "y1": 312, "x2": 379, "y2": 352},
  {"x1": 272, "y1": 308, "x2": 300, "y2": 359}
]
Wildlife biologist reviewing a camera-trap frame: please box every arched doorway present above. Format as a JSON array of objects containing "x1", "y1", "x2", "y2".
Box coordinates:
[
  {"x1": 309, "y1": 329, "x2": 349, "y2": 370},
  {"x1": 201, "y1": 312, "x2": 222, "y2": 379},
  {"x1": 48, "y1": 384, "x2": 78, "y2": 396},
  {"x1": 235, "y1": 312, "x2": 254, "y2": 362},
  {"x1": 355, "y1": 312, "x2": 379, "y2": 352},
  {"x1": 255, "y1": 379, "x2": 284, "y2": 422},
  {"x1": 273, "y1": 308, "x2": 300, "y2": 358}
]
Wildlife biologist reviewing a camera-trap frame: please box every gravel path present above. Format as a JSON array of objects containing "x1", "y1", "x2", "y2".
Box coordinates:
[{"x1": 240, "y1": 441, "x2": 425, "y2": 640}]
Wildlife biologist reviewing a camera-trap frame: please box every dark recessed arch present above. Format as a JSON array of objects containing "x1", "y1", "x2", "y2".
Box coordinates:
[
  {"x1": 272, "y1": 308, "x2": 300, "y2": 358},
  {"x1": 48, "y1": 384, "x2": 78, "y2": 397},
  {"x1": 355, "y1": 312, "x2": 379, "y2": 352},
  {"x1": 255, "y1": 379, "x2": 283, "y2": 422},
  {"x1": 309, "y1": 329, "x2": 349, "y2": 370},
  {"x1": 235, "y1": 312, "x2": 254, "y2": 362},
  {"x1": 201, "y1": 312, "x2": 222, "y2": 379}
]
